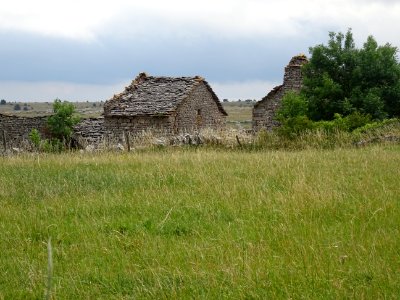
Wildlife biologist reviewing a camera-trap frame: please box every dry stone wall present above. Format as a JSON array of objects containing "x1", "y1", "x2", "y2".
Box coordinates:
[
  {"x1": 253, "y1": 55, "x2": 308, "y2": 132},
  {"x1": 252, "y1": 86, "x2": 284, "y2": 132},
  {"x1": 0, "y1": 113, "x2": 49, "y2": 149},
  {"x1": 104, "y1": 115, "x2": 174, "y2": 141},
  {"x1": 0, "y1": 113, "x2": 107, "y2": 150},
  {"x1": 73, "y1": 118, "x2": 105, "y2": 147}
]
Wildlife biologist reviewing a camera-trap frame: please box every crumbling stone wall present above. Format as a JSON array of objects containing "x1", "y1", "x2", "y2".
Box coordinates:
[
  {"x1": 253, "y1": 54, "x2": 308, "y2": 132},
  {"x1": 0, "y1": 113, "x2": 49, "y2": 149},
  {"x1": 252, "y1": 85, "x2": 284, "y2": 132},
  {"x1": 283, "y1": 55, "x2": 308, "y2": 92},
  {"x1": 174, "y1": 82, "x2": 226, "y2": 133},
  {"x1": 73, "y1": 118, "x2": 105, "y2": 147},
  {"x1": 0, "y1": 113, "x2": 108, "y2": 150},
  {"x1": 104, "y1": 115, "x2": 174, "y2": 140}
]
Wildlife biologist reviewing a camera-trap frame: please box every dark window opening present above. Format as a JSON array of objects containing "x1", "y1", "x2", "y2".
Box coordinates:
[{"x1": 196, "y1": 109, "x2": 203, "y2": 127}]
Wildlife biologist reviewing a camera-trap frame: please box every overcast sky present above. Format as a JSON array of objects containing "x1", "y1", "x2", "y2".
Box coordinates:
[{"x1": 1, "y1": 0, "x2": 399, "y2": 101}]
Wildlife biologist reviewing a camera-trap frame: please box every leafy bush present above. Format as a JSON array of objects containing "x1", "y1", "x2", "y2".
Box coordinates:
[
  {"x1": 47, "y1": 99, "x2": 80, "y2": 147},
  {"x1": 277, "y1": 109, "x2": 374, "y2": 139},
  {"x1": 276, "y1": 86, "x2": 375, "y2": 137},
  {"x1": 343, "y1": 111, "x2": 372, "y2": 131},
  {"x1": 274, "y1": 92, "x2": 313, "y2": 138},
  {"x1": 277, "y1": 116, "x2": 314, "y2": 138},
  {"x1": 313, "y1": 114, "x2": 348, "y2": 133},
  {"x1": 41, "y1": 139, "x2": 65, "y2": 153},
  {"x1": 28, "y1": 128, "x2": 66, "y2": 153},
  {"x1": 28, "y1": 129, "x2": 41, "y2": 150},
  {"x1": 353, "y1": 118, "x2": 400, "y2": 134},
  {"x1": 312, "y1": 112, "x2": 371, "y2": 133},
  {"x1": 276, "y1": 92, "x2": 308, "y2": 120}
]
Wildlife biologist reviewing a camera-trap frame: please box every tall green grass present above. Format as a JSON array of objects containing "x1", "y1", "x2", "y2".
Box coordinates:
[
  {"x1": 0, "y1": 146, "x2": 399, "y2": 299},
  {"x1": 254, "y1": 119, "x2": 400, "y2": 151}
]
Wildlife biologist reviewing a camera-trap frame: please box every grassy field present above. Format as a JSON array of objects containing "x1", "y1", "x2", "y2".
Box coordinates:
[
  {"x1": 1, "y1": 145, "x2": 399, "y2": 299},
  {"x1": 222, "y1": 102, "x2": 253, "y2": 129},
  {"x1": 0, "y1": 101, "x2": 104, "y2": 118}
]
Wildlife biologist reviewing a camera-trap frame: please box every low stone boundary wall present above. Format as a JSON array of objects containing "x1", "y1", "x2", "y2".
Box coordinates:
[
  {"x1": 0, "y1": 114, "x2": 107, "y2": 150},
  {"x1": 1, "y1": 113, "x2": 232, "y2": 151},
  {"x1": 0, "y1": 113, "x2": 49, "y2": 149}
]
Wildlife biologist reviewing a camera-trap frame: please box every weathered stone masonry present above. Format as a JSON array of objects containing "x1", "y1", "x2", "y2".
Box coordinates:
[
  {"x1": 103, "y1": 73, "x2": 227, "y2": 138},
  {"x1": 73, "y1": 118, "x2": 105, "y2": 147},
  {"x1": 252, "y1": 55, "x2": 308, "y2": 132},
  {"x1": 0, "y1": 113, "x2": 49, "y2": 148},
  {"x1": 174, "y1": 82, "x2": 226, "y2": 133},
  {"x1": 1, "y1": 73, "x2": 227, "y2": 149},
  {"x1": 0, "y1": 113, "x2": 105, "y2": 149}
]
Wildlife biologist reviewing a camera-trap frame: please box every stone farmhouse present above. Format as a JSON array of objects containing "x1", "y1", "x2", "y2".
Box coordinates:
[
  {"x1": 252, "y1": 54, "x2": 308, "y2": 132},
  {"x1": 0, "y1": 73, "x2": 227, "y2": 149},
  {"x1": 103, "y1": 73, "x2": 227, "y2": 137}
]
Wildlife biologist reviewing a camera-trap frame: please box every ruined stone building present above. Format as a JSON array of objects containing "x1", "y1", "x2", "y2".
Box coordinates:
[
  {"x1": 252, "y1": 54, "x2": 308, "y2": 132},
  {"x1": 103, "y1": 73, "x2": 227, "y2": 136},
  {"x1": 0, "y1": 73, "x2": 227, "y2": 149}
]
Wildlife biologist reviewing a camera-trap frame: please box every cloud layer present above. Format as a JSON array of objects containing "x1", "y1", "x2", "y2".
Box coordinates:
[
  {"x1": 2, "y1": 0, "x2": 399, "y2": 41},
  {"x1": 1, "y1": 0, "x2": 399, "y2": 101}
]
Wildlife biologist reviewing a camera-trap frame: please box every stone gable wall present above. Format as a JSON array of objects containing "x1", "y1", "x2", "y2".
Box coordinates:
[
  {"x1": 252, "y1": 55, "x2": 308, "y2": 132},
  {"x1": 175, "y1": 82, "x2": 226, "y2": 133},
  {"x1": 252, "y1": 86, "x2": 284, "y2": 132}
]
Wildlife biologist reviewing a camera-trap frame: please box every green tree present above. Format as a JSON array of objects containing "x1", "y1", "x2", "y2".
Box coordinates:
[
  {"x1": 0, "y1": 99, "x2": 6, "y2": 105},
  {"x1": 276, "y1": 92, "x2": 314, "y2": 137},
  {"x1": 47, "y1": 99, "x2": 80, "y2": 146},
  {"x1": 277, "y1": 91, "x2": 308, "y2": 120},
  {"x1": 302, "y1": 29, "x2": 400, "y2": 120}
]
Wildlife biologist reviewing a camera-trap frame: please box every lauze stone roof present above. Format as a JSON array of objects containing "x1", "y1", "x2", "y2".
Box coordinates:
[{"x1": 104, "y1": 73, "x2": 227, "y2": 117}]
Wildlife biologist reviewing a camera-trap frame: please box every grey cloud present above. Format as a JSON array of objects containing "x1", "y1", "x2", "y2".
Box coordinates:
[{"x1": 0, "y1": 30, "x2": 319, "y2": 85}]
